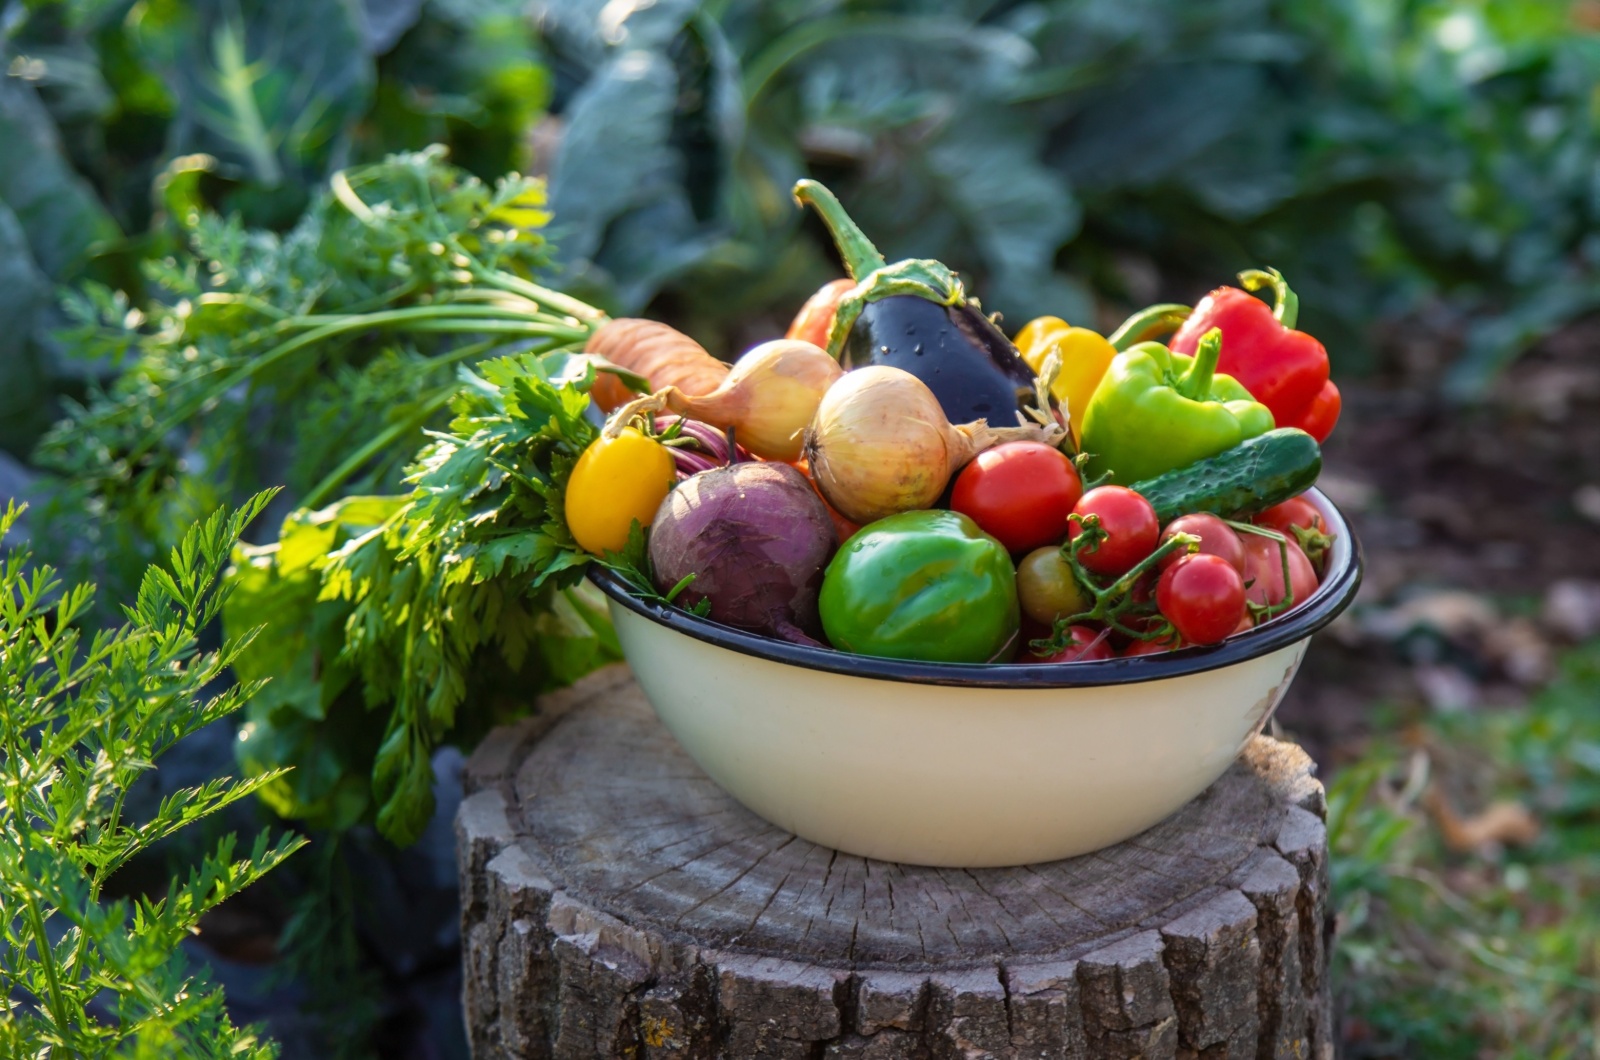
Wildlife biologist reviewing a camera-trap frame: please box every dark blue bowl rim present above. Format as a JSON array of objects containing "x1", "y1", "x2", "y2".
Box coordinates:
[{"x1": 588, "y1": 487, "x2": 1364, "y2": 689}]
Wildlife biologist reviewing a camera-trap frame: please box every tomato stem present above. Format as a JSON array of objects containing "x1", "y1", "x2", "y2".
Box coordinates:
[
  {"x1": 1073, "y1": 451, "x2": 1113, "y2": 490},
  {"x1": 1026, "y1": 521, "x2": 1198, "y2": 657},
  {"x1": 1227, "y1": 519, "x2": 1297, "y2": 624}
]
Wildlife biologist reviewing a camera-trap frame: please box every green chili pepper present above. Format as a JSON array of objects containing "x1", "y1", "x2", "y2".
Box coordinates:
[
  {"x1": 819, "y1": 510, "x2": 1019, "y2": 664},
  {"x1": 1079, "y1": 327, "x2": 1274, "y2": 486}
]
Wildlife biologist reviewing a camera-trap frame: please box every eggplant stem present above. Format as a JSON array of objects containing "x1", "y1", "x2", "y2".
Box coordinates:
[
  {"x1": 822, "y1": 266, "x2": 962, "y2": 358},
  {"x1": 793, "y1": 180, "x2": 887, "y2": 280}
]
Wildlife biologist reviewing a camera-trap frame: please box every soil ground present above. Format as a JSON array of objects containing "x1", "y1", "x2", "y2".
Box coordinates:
[{"x1": 1276, "y1": 318, "x2": 1600, "y2": 767}]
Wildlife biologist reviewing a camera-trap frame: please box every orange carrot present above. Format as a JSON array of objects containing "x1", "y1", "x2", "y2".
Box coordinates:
[{"x1": 586, "y1": 319, "x2": 729, "y2": 413}]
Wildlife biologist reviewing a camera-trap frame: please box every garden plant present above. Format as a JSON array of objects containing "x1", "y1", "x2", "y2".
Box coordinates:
[{"x1": 0, "y1": 0, "x2": 1596, "y2": 1056}]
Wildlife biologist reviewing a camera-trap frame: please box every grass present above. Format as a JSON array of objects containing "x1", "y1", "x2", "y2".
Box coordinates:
[{"x1": 1328, "y1": 641, "x2": 1600, "y2": 1058}]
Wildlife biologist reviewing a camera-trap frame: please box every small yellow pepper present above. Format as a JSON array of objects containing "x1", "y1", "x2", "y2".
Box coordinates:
[
  {"x1": 565, "y1": 426, "x2": 676, "y2": 554},
  {"x1": 1014, "y1": 316, "x2": 1117, "y2": 441}
]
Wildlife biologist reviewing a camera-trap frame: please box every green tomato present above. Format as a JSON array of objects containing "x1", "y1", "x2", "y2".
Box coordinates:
[
  {"x1": 819, "y1": 510, "x2": 1019, "y2": 663},
  {"x1": 1015, "y1": 546, "x2": 1091, "y2": 626}
]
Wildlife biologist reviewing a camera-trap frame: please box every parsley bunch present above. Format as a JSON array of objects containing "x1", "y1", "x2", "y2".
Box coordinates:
[
  {"x1": 0, "y1": 494, "x2": 303, "y2": 1057},
  {"x1": 225, "y1": 352, "x2": 618, "y2": 845},
  {"x1": 34, "y1": 148, "x2": 636, "y2": 847}
]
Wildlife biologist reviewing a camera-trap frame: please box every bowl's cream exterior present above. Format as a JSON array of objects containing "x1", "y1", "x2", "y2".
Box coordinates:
[
  {"x1": 605, "y1": 490, "x2": 1355, "y2": 868},
  {"x1": 610, "y1": 605, "x2": 1306, "y2": 866}
]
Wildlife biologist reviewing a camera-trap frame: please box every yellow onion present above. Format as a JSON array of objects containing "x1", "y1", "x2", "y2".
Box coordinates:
[
  {"x1": 654, "y1": 339, "x2": 843, "y2": 461},
  {"x1": 805, "y1": 365, "x2": 1065, "y2": 524}
]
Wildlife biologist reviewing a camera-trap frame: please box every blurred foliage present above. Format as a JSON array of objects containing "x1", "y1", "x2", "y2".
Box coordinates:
[
  {"x1": 0, "y1": 0, "x2": 549, "y2": 456},
  {"x1": 1327, "y1": 640, "x2": 1600, "y2": 1058},
  {"x1": 5, "y1": 0, "x2": 1600, "y2": 460},
  {"x1": 531, "y1": 0, "x2": 1600, "y2": 388}
]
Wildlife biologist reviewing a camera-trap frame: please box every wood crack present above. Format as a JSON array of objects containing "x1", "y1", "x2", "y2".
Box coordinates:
[{"x1": 670, "y1": 831, "x2": 798, "y2": 926}]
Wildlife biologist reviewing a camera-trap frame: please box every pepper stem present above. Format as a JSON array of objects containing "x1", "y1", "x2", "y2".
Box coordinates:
[
  {"x1": 793, "y1": 180, "x2": 887, "y2": 280},
  {"x1": 1107, "y1": 303, "x2": 1192, "y2": 350},
  {"x1": 605, "y1": 392, "x2": 669, "y2": 439},
  {"x1": 1238, "y1": 268, "x2": 1299, "y2": 329},
  {"x1": 1176, "y1": 328, "x2": 1222, "y2": 400}
]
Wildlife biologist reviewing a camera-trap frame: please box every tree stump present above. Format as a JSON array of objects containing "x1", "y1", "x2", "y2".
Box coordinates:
[{"x1": 457, "y1": 665, "x2": 1333, "y2": 1060}]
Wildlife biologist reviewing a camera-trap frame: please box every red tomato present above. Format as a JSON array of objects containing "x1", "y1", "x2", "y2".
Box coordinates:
[
  {"x1": 951, "y1": 442, "x2": 1083, "y2": 553},
  {"x1": 1123, "y1": 634, "x2": 1181, "y2": 657},
  {"x1": 1158, "y1": 513, "x2": 1245, "y2": 575},
  {"x1": 1157, "y1": 554, "x2": 1247, "y2": 645},
  {"x1": 1031, "y1": 624, "x2": 1115, "y2": 663},
  {"x1": 1239, "y1": 533, "x2": 1319, "y2": 612},
  {"x1": 1067, "y1": 486, "x2": 1159, "y2": 576},
  {"x1": 1253, "y1": 496, "x2": 1328, "y2": 538}
]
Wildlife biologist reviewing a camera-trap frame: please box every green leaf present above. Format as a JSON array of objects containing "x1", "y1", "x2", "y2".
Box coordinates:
[
  {"x1": 0, "y1": 200, "x2": 49, "y2": 454},
  {"x1": 0, "y1": 75, "x2": 121, "y2": 280},
  {"x1": 128, "y1": 0, "x2": 375, "y2": 190},
  {"x1": 0, "y1": 495, "x2": 299, "y2": 1054},
  {"x1": 371, "y1": 724, "x2": 434, "y2": 846},
  {"x1": 547, "y1": 48, "x2": 682, "y2": 270}
]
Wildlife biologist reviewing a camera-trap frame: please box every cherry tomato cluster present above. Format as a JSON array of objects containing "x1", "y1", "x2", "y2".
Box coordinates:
[{"x1": 949, "y1": 442, "x2": 1329, "y2": 662}]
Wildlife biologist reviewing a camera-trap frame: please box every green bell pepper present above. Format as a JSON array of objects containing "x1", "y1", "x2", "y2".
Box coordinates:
[
  {"x1": 1079, "y1": 327, "x2": 1275, "y2": 486},
  {"x1": 819, "y1": 510, "x2": 1019, "y2": 663}
]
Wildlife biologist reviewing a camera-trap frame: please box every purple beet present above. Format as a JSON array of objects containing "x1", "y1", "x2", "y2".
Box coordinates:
[
  {"x1": 653, "y1": 415, "x2": 749, "y2": 478},
  {"x1": 649, "y1": 462, "x2": 836, "y2": 645}
]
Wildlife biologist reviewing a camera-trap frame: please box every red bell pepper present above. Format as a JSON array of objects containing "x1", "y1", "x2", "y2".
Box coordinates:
[{"x1": 1168, "y1": 268, "x2": 1341, "y2": 442}]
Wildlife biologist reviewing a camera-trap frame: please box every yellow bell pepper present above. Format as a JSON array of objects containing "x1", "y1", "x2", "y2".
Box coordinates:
[{"x1": 1014, "y1": 316, "x2": 1117, "y2": 441}]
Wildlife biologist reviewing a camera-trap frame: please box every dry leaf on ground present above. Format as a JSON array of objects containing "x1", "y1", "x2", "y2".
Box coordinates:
[{"x1": 1423, "y1": 787, "x2": 1542, "y2": 854}]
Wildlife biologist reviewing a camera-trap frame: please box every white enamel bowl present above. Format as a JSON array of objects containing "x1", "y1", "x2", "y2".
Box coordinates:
[{"x1": 591, "y1": 488, "x2": 1361, "y2": 868}]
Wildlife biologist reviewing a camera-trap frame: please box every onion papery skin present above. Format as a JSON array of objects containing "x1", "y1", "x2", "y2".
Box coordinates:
[
  {"x1": 804, "y1": 365, "x2": 1061, "y2": 525},
  {"x1": 661, "y1": 339, "x2": 842, "y2": 462}
]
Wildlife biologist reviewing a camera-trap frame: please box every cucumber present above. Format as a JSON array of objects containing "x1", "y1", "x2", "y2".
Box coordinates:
[{"x1": 1128, "y1": 428, "x2": 1322, "y2": 523}]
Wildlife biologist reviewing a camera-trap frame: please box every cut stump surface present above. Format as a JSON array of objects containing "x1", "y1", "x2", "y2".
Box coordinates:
[{"x1": 457, "y1": 664, "x2": 1333, "y2": 1059}]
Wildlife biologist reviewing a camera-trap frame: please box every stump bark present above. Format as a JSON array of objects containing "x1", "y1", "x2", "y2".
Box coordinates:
[{"x1": 457, "y1": 665, "x2": 1333, "y2": 1060}]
